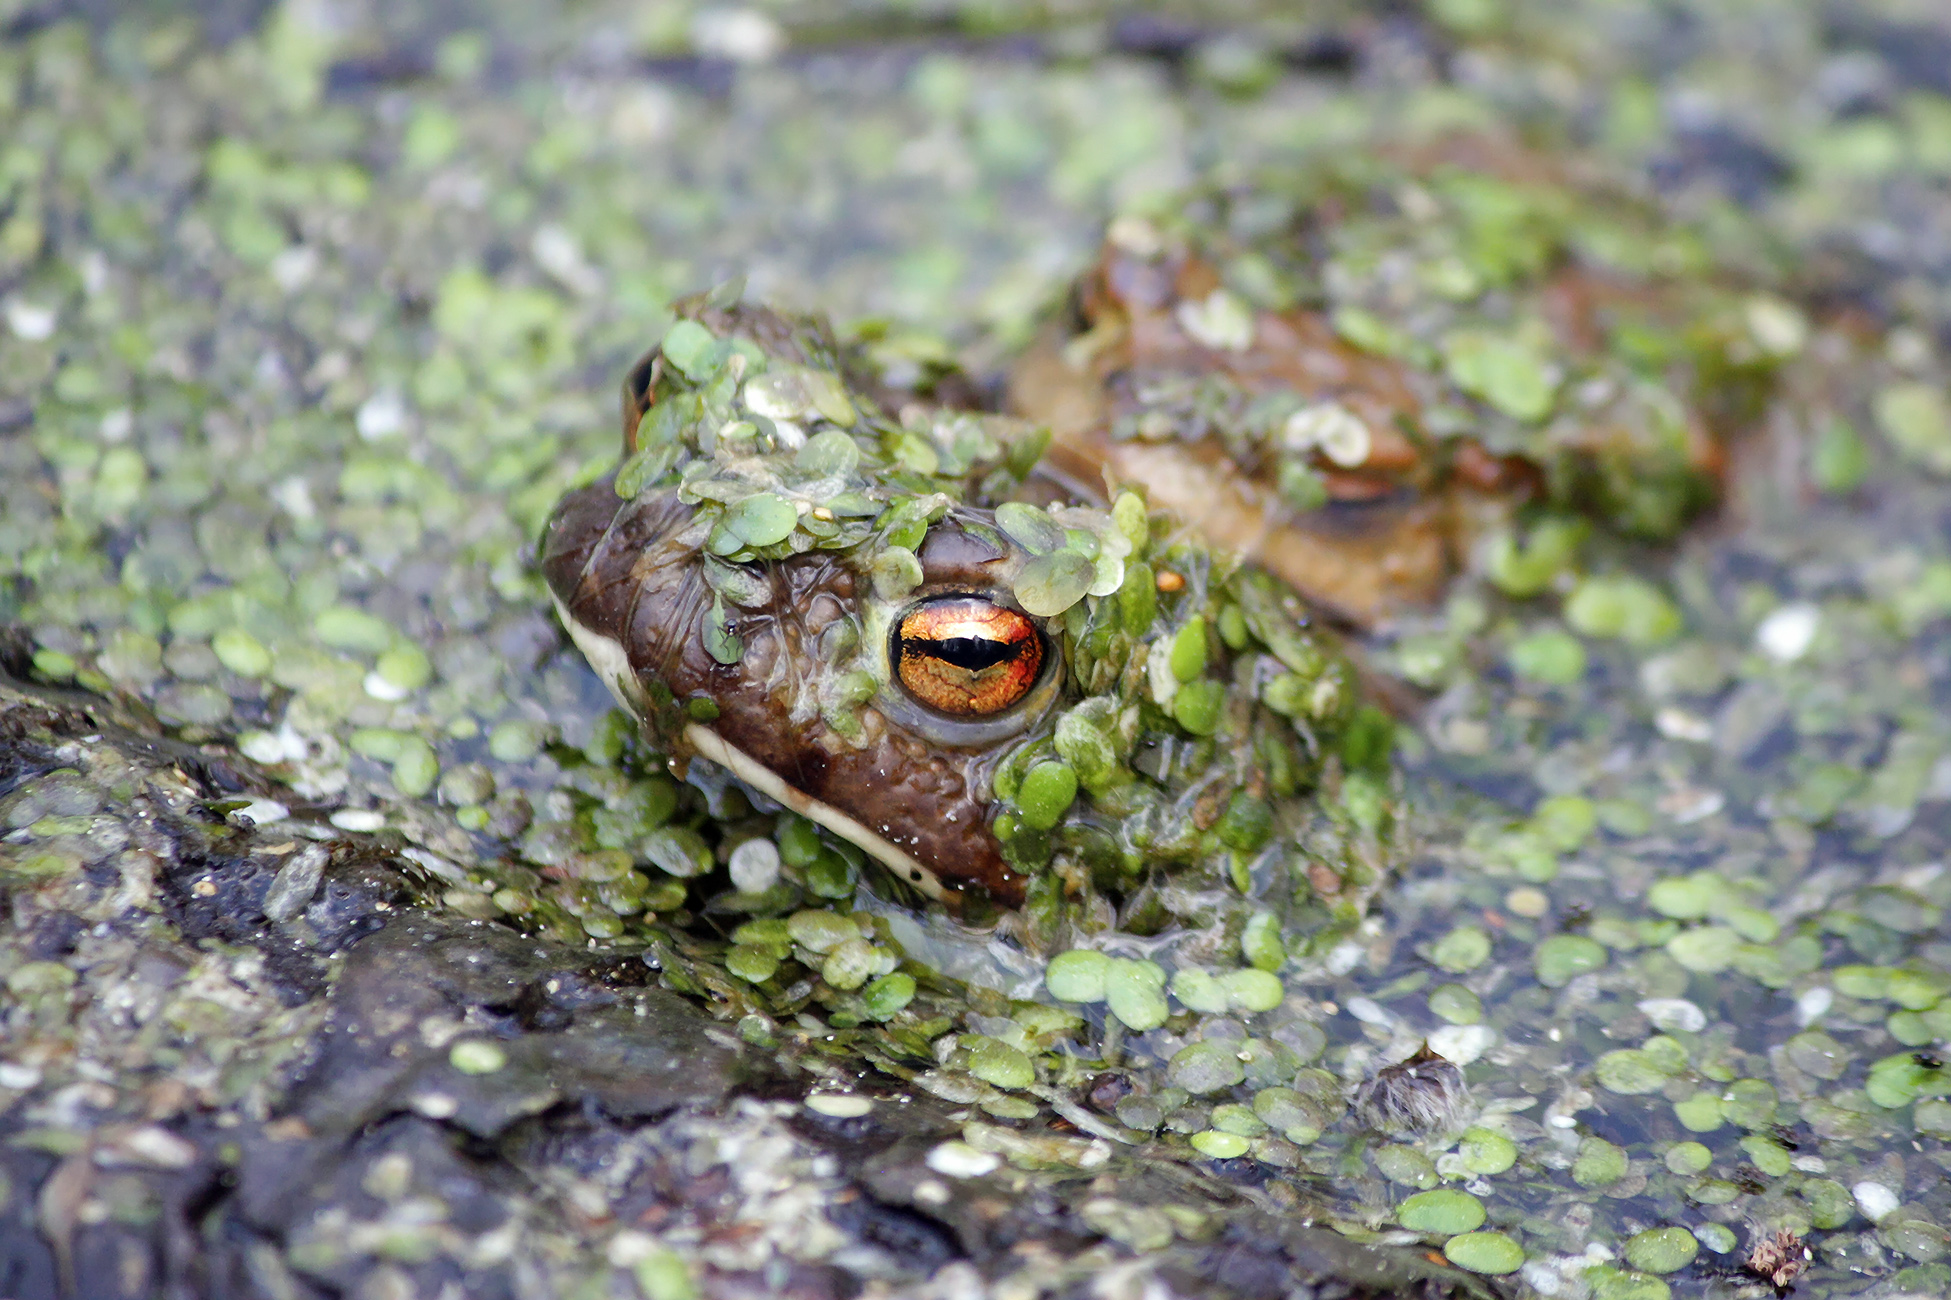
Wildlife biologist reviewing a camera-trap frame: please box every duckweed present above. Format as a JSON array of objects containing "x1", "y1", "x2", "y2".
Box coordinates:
[
  {"x1": 1428, "y1": 984, "x2": 1481, "y2": 1024},
  {"x1": 863, "y1": 973, "x2": 915, "y2": 1019},
  {"x1": 487, "y1": 721, "x2": 548, "y2": 763},
  {"x1": 1584, "y1": 1267, "x2": 1670, "y2": 1300},
  {"x1": 1220, "y1": 968, "x2": 1284, "y2": 1013},
  {"x1": 1457, "y1": 1127, "x2": 1516, "y2": 1175},
  {"x1": 1623, "y1": 1228, "x2": 1698, "y2": 1274},
  {"x1": 1720, "y1": 1079, "x2": 1778, "y2": 1129},
  {"x1": 1672, "y1": 1093, "x2": 1723, "y2": 1133},
  {"x1": 1428, "y1": 926, "x2": 1492, "y2": 973},
  {"x1": 821, "y1": 938, "x2": 880, "y2": 990},
  {"x1": 1876, "y1": 382, "x2": 1951, "y2": 474},
  {"x1": 1169, "y1": 968, "x2": 1230, "y2": 1015},
  {"x1": 1044, "y1": 949, "x2": 1110, "y2": 1003},
  {"x1": 1785, "y1": 1031, "x2": 1849, "y2": 1079},
  {"x1": 727, "y1": 838, "x2": 781, "y2": 894},
  {"x1": 1535, "y1": 934, "x2": 1606, "y2": 987},
  {"x1": 967, "y1": 1037, "x2": 1035, "y2": 1090},
  {"x1": 1691, "y1": 1179, "x2": 1743, "y2": 1207},
  {"x1": 1442, "y1": 1231, "x2": 1525, "y2": 1275},
  {"x1": 1240, "y1": 912, "x2": 1283, "y2": 971},
  {"x1": 787, "y1": 910, "x2": 858, "y2": 953},
  {"x1": 1208, "y1": 1104, "x2": 1265, "y2": 1137},
  {"x1": 1397, "y1": 1189, "x2": 1486, "y2": 1235},
  {"x1": 391, "y1": 738, "x2": 439, "y2": 798},
  {"x1": 1531, "y1": 795, "x2": 1595, "y2": 850},
  {"x1": 1739, "y1": 1133, "x2": 1792, "y2": 1176},
  {"x1": 1694, "y1": 1223, "x2": 1737, "y2": 1254},
  {"x1": 1866, "y1": 1052, "x2": 1951, "y2": 1108},
  {"x1": 1103, "y1": 959, "x2": 1170, "y2": 1032},
  {"x1": 1812, "y1": 418, "x2": 1871, "y2": 493},
  {"x1": 314, "y1": 606, "x2": 396, "y2": 654},
  {"x1": 804, "y1": 852, "x2": 856, "y2": 899},
  {"x1": 1189, "y1": 1130, "x2": 1249, "y2": 1159},
  {"x1": 1015, "y1": 761, "x2": 1079, "y2": 831},
  {"x1": 1486, "y1": 518, "x2": 1585, "y2": 597},
  {"x1": 1168, "y1": 618, "x2": 1208, "y2": 682},
  {"x1": 1646, "y1": 874, "x2": 1716, "y2": 920},
  {"x1": 1595, "y1": 1050, "x2": 1669, "y2": 1095},
  {"x1": 1169, "y1": 1041, "x2": 1245, "y2": 1095},
  {"x1": 1372, "y1": 1144, "x2": 1438, "y2": 1189},
  {"x1": 1170, "y1": 679, "x2": 1226, "y2": 736},
  {"x1": 1443, "y1": 330, "x2": 1558, "y2": 423},
  {"x1": 1013, "y1": 550, "x2": 1094, "y2": 617},
  {"x1": 1564, "y1": 576, "x2": 1681, "y2": 645},
  {"x1": 725, "y1": 945, "x2": 780, "y2": 984},
  {"x1": 1251, "y1": 1086, "x2": 1330, "y2": 1144},
  {"x1": 718, "y1": 493, "x2": 799, "y2": 549},
  {"x1": 375, "y1": 644, "x2": 434, "y2": 693},
  {"x1": 211, "y1": 628, "x2": 272, "y2": 678},
  {"x1": 1666, "y1": 926, "x2": 1739, "y2": 973},
  {"x1": 1571, "y1": 1137, "x2": 1628, "y2": 1188},
  {"x1": 643, "y1": 826, "x2": 713, "y2": 878}
]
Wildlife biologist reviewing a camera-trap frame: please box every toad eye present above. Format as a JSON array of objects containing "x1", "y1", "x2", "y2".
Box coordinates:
[{"x1": 892, "y1": 596, "x2": 1045, "y2": 717}]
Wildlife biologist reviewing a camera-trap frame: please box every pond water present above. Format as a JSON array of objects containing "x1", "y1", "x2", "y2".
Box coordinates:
[{"x1": 4, "y1": 2, "x2": 1951, "y2": 1298}]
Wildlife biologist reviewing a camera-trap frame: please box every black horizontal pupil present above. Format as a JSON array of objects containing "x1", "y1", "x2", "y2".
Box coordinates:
[{"x1": 905, "y1": 634, "x2": 1018, "y2": 672}]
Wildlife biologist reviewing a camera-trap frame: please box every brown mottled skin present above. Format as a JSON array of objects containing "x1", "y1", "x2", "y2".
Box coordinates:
[
  {"x1": 1010, "y1": 237, "x2": 1499, "y2": 627},
  {"x1": 1009, "y1": 137, "x2": 1741, "y2": 627},
  {"x1": 541, "y1": 476, "x2": 1040, "y2": 905}
]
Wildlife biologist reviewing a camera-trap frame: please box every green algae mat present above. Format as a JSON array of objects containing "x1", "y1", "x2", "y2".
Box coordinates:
[{"x1": 4, "y1": 2, "x2": 1951, "y2": 1298}]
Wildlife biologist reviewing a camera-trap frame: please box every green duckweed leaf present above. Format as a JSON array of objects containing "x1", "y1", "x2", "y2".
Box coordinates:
[
  {"x1": 1443, "y1": 1231, "x2": 1525, "y2": 1275},
  {"x1": 1398, "y1": 1189, "x2": 1486, "y2": 1235},
  {"x1": 1458, "y1": 1127, "x2": 1517, "y2": 1175},
  {"x1": 1876, "y1": 382, "x2": 1951, "y2": 475},
  {"x1": 795, "y1": 428, "x2": 861, "y2": 477},
  {"x1": 1014, "y1": 550, "x2": 1095, "y2": 617},
  {"x1": 1572, "y1": 1135, "x2": 1628, "y2": 1187},
  {"x1": 1442, "y1": 329, "x2": 1558, "y2": 422},
  {"x1": 1594, "y1": 1049, "x2": 1668, "y2": 1095},
  {"x1": 995, "y1": 501, "x2": 1065, "y2": 555},
  {"x1": 1535, "y1": 934, "x2": 1606, "y2": 987},
  {"x1": 1045, "y1": 949, "x2": 1110, "y2": 1003},
  {"x1": 661, "y1": 318, "x2": 722, "y2": 382},
  {"x1": 1623, "y1": 1228, "x2": 1698, "y2": 1274},
  {"x1": 1429, "y1": 926, "x2": 1492, "y2": 973},
  {"x1": 722, "y1": 492, "x2": 799, "y2": 549},
  {"x1": 1565, "y1": 576, "x2": 1682, "y2": 645}
]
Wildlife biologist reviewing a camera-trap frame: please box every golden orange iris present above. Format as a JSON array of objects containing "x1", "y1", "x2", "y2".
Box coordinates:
[{"x1": 893, "y1": 596, "x2": 1043, "y2": 716}]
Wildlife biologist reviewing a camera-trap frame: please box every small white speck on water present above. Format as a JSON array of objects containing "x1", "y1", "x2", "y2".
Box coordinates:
[
  {"x1": 729, "y1": 837, "x2": 782, "y2": 894},
  {"x1": 356, "y1": 389, "x2": 409, "y2": 441},
  {"x1": 805, "y1": 1094, "x2": 873, "y2": 1118},
  {"x1": 1852, "y1": 1180, "x2": 1899, "y2": 1222},
  {"x1": 1756, "y1": 603, "x2": 1818, "y2": 662},
  {"x1": 925, "y1": 1141, "x2": 999, "y2": 1179}
]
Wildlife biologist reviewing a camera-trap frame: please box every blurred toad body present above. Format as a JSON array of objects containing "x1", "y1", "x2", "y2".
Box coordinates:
[
  {"x1": 1012, "y1": 142, "x2": 1793, "y2": 625},
  {"x1": 543, "y1": 298, "x2": 1375, "y2": 934}
]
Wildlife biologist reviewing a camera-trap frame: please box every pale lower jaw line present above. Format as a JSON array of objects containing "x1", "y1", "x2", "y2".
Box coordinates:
[
  {"x1": 682, "y1": 721, "x2": 947, "y2": 902},
  {"x1": 554, "y1": 595, "x2": 951, "y2": 902}
]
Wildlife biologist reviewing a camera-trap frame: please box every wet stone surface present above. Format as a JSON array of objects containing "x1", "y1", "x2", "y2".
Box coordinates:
[{"x1": 0, "y1": 675, "x2": 1487, "y2": 1298}]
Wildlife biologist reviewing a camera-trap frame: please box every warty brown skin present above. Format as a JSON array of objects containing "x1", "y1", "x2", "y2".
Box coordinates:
[
  {"x1": 540, "y1": 477, "x2": 1036, "y2": 904},
  {"x1": 1007, "y1": 240, "x2": 1458, "y2": 628}
]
